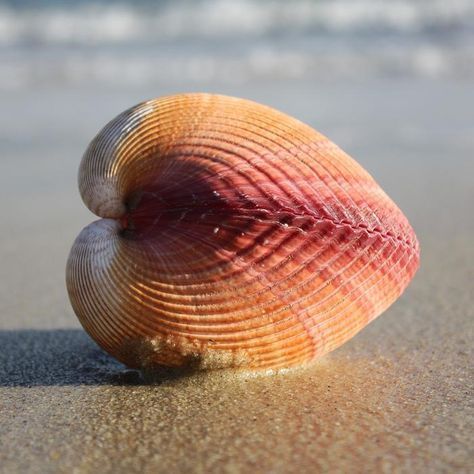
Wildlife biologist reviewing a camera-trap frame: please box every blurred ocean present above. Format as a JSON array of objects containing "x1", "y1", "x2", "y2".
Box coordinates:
[{"x1": 0, "y1": 0, "x2": 473, "y2": 89}]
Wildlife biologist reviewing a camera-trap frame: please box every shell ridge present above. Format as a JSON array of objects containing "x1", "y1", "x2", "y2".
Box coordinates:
[
  {"x1": 111, "y1": 142, "x2": 417, "y2": 251},
  {"x1": 100, "y1": 225, "x2": 387, "y2": 337},
  {"x1": 308, "y1": 238, "x2": 418, "y2": 353},
  {"x1": 81, "y1": 207, "x2": 414, "y2": 338}
]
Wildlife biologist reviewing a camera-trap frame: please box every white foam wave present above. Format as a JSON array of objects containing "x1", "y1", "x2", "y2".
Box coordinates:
[
  {"x1": 0, "y1": 43, "x2": 472, "y2": 90},
  {"x1": 0, "y1": 0, "x2": 473, "y2": 45}
]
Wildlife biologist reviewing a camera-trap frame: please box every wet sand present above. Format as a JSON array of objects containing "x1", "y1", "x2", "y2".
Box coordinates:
[{"x1": 0, "y1": 79, "x2": 473, "y2": 473}]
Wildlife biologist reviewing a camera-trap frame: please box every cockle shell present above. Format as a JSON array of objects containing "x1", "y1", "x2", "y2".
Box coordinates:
[{"x1": 66, "y1": 93, "x2": 419, "y2": 372}]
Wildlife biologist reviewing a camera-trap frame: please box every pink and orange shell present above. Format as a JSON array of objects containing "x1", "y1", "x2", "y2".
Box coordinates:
[{"x1": 66, "y1": 94, "x2": 419, "y2": 372}]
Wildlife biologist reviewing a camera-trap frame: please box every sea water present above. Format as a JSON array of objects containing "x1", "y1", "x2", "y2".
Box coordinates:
[{"x1": 0, "y1": 0, "x2": 472, "y2": 90}]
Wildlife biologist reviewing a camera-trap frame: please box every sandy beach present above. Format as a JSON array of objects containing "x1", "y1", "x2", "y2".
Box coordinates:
[{"x1": 0, "y1": 78, "x2": 472, "y2": 473}]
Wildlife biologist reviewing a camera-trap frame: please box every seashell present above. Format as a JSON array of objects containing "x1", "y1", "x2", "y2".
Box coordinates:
[{"x1": 66, "y1": 93, "x2": 420, "y2": 372}]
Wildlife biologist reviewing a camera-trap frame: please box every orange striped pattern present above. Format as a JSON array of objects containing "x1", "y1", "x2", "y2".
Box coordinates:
[{"x1": 66, "y1": 94, "x2": 419, "y2": 371}]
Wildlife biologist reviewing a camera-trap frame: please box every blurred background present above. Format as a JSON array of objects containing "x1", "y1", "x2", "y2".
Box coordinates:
[
  {"x1": 0, "y1": 0, "x2": 472, "y2": 329},
  {"x1": 1, "y1": 2, "x2": 473, "y2": 471},
  {"x1": 1, "y1": 0, "x2": 473, "y2": 326},
  {"x1": 1, "y1": 0, "x2": 474, "y2": 87}
]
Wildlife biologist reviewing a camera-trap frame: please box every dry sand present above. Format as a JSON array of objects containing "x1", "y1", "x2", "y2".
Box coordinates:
[{"x1": 0, "y1": 80, "x2": 473, "y2": 473}]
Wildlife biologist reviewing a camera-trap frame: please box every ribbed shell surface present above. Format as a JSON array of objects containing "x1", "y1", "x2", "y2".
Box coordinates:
[{"x1": 66, "y1": 94, "x2": 420, "y2": 371}]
